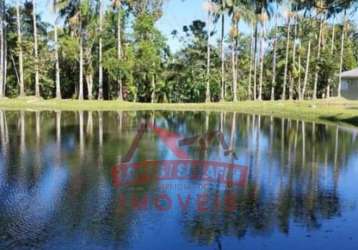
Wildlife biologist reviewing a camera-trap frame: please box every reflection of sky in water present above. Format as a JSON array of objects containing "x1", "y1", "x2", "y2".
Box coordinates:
[
  {"x1": 0, "y1": 165, "x2": 68, "y2": 247},
  {"x1": 0, "y1": 111, "x2": 358, "y2": 249}
]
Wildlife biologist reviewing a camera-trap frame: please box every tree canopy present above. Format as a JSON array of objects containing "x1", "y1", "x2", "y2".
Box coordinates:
[{"x1": 0, "y1": 0, "x2": 357, "y2": 102}]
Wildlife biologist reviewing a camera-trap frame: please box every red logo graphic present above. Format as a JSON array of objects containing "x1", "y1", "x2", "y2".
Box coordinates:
[{"x1": 112, "y1": 120, "x2": 249, "y2": 188}]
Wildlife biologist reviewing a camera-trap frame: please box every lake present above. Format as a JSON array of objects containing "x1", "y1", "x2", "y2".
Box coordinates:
[{"x1": 0, "y1": 110, "x2": 357, "y2": 250}]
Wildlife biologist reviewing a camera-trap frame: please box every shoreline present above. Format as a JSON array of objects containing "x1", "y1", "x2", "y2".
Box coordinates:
[{"x1": 0, "y1": 98, "x2": 358, "y2": 127}]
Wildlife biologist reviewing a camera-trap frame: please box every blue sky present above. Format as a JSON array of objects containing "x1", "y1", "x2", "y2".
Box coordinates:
[
  {"x1": 157, "y1": 0, "x2": 251, "y2": 51},
  {"x1": 37, "y1": 0, "x2": 356, "y2": 52},
  {"x1": 38, "y1": 0, "x2": 232, "y2": 51},
  {"x1": 156, "y1": 0, "x2": 209, "y2": 51}
]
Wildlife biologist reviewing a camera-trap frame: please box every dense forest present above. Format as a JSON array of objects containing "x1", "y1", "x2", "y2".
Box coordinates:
[{"x1": 0, "y1": 0, "x2": 357, "y2": 102}]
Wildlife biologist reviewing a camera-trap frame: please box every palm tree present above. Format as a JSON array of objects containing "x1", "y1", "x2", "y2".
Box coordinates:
[
  {"x1": 79, "y1": 6, "x2": 84, "y2": 100},
  {"x1": 271, "y1": 12, "x2": 278, "y2": 100},
  {"x1": 59, "y1": 0, "x2": 84, "y2": 99},
  {"x1": 338, "y1": 10, "x2": 347, "y2": 97},
  {"x1": 211, "y1": 0, "x2": 227, "y2": 101},
  {"x1": 248, "y1": 22, "x2": 254, "y2": 100},
  {"x1": 230, "y1": 15, "x2": 238, "y2": 102},
  {"x1": 258, "y1": 12, "x2": 267, "y2": 101},
  {"x1": 289, "y1": 11, "x2": 298, "y2": 100},
  {"x1": 282, "y1": 9, "x2": 292, "y2": 100},
  {"x1": 203, "y1": 0, "x2": 215, "y2": 103},
  {"x1": 249, "y1": 0, "x2": 275, "y2": 100},
  {"x1": 16, "y1": 0, "x2": 24, "y2": 97},
  {"x1": 220, "y1": 0, "x2": 225, "y2": 101},
  {"x1": 113, "y1": 0, "x2": 123, "y2": 101},
  {"x1": 326, "y1": 15, "x2": 336, "y2": 98},
  {"x1": 0, "y1": 0, "x2": 6, "y2": 98},
  {"x1": 53, "y1": 1, "x2": 61, "y2": 99},
  {"x1": 32, "y1": 0, "x2": 40, "y2": 97},
  {"x1": 226, "y1": 0, "x2": 254, "y2": 102},
  {"x1": 98, "y1": 0, "x2": 103, "y2": 100}
]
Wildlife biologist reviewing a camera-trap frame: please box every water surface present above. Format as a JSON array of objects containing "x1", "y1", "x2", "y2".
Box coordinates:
[{"x1": 0, "y1": 110, "x2": 358, "y2": 250}]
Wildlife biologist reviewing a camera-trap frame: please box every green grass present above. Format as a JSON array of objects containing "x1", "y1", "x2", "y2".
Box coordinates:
[{"x1": 1, "y1": 97, "x2": 358, "y2": 127}]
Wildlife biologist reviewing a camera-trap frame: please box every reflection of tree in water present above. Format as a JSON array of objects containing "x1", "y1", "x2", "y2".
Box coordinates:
[
  {"x1": 0, "y1": 110, "x2": 357, "y2": 248},
  {"x1": 180, "y1": 113, "x2": 357, "y2": 246}
]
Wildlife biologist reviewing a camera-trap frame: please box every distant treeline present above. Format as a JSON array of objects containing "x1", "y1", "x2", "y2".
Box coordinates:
[{"x1": 0, "y1": 0, "x2": 357, "y2": 102}]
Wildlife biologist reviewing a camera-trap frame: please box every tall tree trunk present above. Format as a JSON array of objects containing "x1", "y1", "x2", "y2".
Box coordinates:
[
  {"x1": 79, "y1": 35, "x2": 84, "y2": 100},
  {"x1": 330, "y1": 17, "x2": 336, "y2": 52},
  {"x1": 232, "y1": 21, "x2": 238, "y2": 102},
  {"x1": 117, "y1": 2, "x2": 123, "y2": 101},
  {"x1": 10, "y1": 53, "x2": 19, "y2": 85},
  {"x1": 16, "y1": 0, "x2": 24, "y2": 97},
  {"x1": 326, "y1": 17, "x2": 335, "y2": 98},
  {"x1": 151, "y1": 73, "x2": 155, "y2": 103},
  {"x1": 253, "y1": 19, "x2": 258, "y2": 100},
  {"x1": 302, "y1": 39, "x2": 311, "y2": 99},
  {"x1": 98, "y1": 0, "x2": 103, "y2": 100},
  {"x1": 0, "y1": 0, "x2": 4, "y2": 98},
  {"x1": 231, "y1": 40, "x2": 237, "y2": 102},
  {"x1": 338, "y1": 11, "x2": 347, "y2": 98},
  {"x1": 271, "y1": 15, "x2": 278, "y2": 101},
  {"x1": 205, "y1": 4, "x2": 211, "y2": 103},
  {"x1": 54, "y1": 8, "x2": 61, "y2": 99},
  {"x1": 32, "y1": 0, "x2": 40, "y2": 97},
  {"x1": 289, "y1": 15, "x2": 298, "y2": 100},
  {"x1": 248, "y1": 22, "x2": 254, "y2": 100},
  {"x1": 282, "y1": 16, "x2": 291, "y2": 100},
  {"x1": 86, "y1": 74, "x2": 93, "y2": 100},
  {"x1": 3, "y1": 19, "x2": 6, "y2": 95},
  {"x1": 297, "y1": 42, "x2": 302, "y2": 100},
  {"x1": 220, "y1": 1, "x2": 225, "y2": 101},
  {"x1": 258, "y1": 21, "x2": 265, "y2": 101},
  {"x1": 313, "y1": 18, "x2": 323, "y2": 100}
]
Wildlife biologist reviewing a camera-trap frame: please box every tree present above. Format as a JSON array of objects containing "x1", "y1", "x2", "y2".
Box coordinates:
[
  {"x1": 113, "y1": 0, "x2": 123, "y2": 100},
  {"x1": 0, "y1": 0, "x2": 358, "y2": 102},
  {"x1": 133, "y1": 13, "x2": 165, "y2": 102},
  {"x1": 32, "y1": 0, "x2": 40, "y2": 97},
  {"x1": 226, "y1": 0, "x2": 254, "y2": 101},
  {"x1": 281, "y1": 9, "x2": 291, "y2": 100},
  {"x1": 258, "y1": 12, "x2": 267, "y2": 100},
  {"x1": 203, "y1": 0, "x2": 215, "y2": 103},
  {"x1": 312, "y1": 7, "x2": 324, "y2": 100},
  {"x1": 78, "y1": 0, "x2": 84, "y2": 100},
  {"x1": 338, "y1": 10, "x2": 347, "y2": 97},
  {"x1": 16, "y1": 0, "x2": 24, "y2": 96},
  {"x1": 270, "y1": 12, "x2": 278, "y2": 100},
  {"x1": 288, "y1": 10, "x2": 298, "y2": 100},
  {"x1": 59, "y1": 0, "x2": 85, "y2": 99},
  {"x1": 0, "y1": 0, "x2": 6, "y2": 98},
  {"x1": 98, "y1": 0, "x2": 103, "y2": 100},
  {"x1": 219, "y1": 0, "x2": 226, "y2": 101},
  {"x1": 53, "y1": 0, "x2": 61, "y2": 99}
]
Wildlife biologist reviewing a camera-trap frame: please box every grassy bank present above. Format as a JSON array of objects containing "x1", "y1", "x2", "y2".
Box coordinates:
[{"x1": 1, "y1": 97, "x2": 358, "y2": 127}]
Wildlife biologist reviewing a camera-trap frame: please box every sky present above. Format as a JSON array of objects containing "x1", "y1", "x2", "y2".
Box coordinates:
[
  {"x1": 36, "y1": 0, "x2": 356, "y2": 52},
  {"x1": 37, "y1": 0, "x2": 234, "y2": 52},
  {"x1": 156, "y1": 0, "x2": 213, "y2": 51}
]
